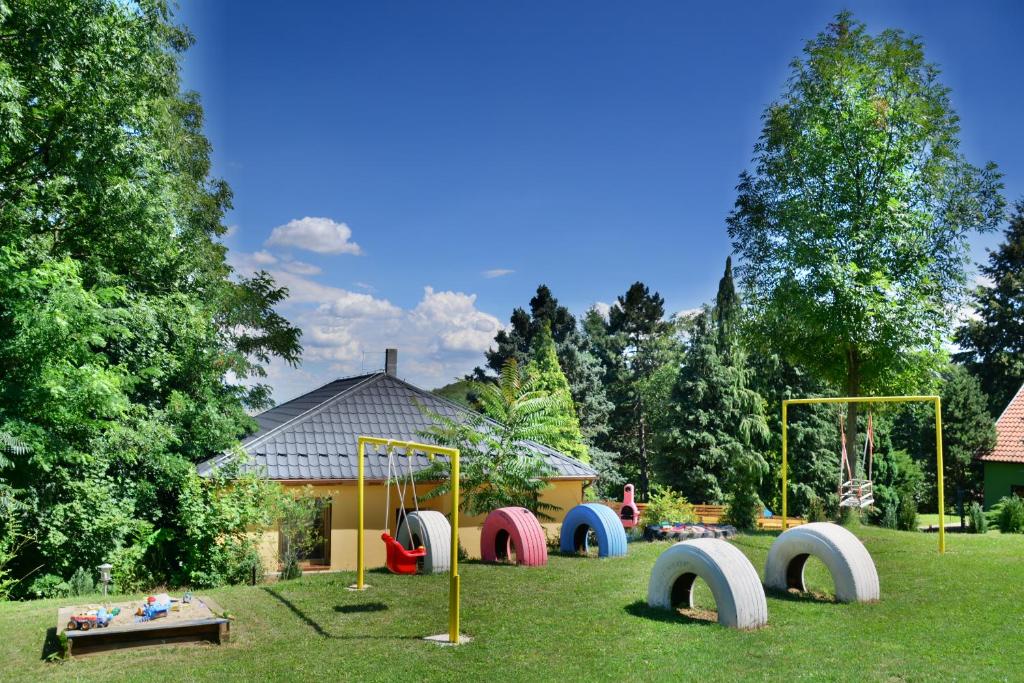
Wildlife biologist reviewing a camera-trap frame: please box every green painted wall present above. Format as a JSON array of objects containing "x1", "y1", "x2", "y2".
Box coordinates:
[{"x1": 983, "y1": 461, "x2": 1024, "y2": 509}]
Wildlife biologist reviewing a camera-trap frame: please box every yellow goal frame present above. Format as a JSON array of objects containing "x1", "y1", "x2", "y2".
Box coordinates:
[
  {"x1": 353, "y1": 436, "x2": 462, "y2": 643},
  {"x1": 781, "y1": 395, "x2": 946, "y2": 553}
]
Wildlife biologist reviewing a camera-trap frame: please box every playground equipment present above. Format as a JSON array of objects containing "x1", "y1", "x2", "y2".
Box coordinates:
[
  {"x1": 380, "y1": 443, "x2": 427, "y2": 575},
  {"x1": 782, "y1": 395, "x2": 947, "y2": 553},
  {"x1": 559, "y1": 503, "x2": 628, "y2": 558},
  {"x1": 647, "y1": 538, "x2": 768, "y2": 630},
  {"x1": 480, "y1": 507, "x2": 548, "y2": 566},
  {"x1": 619, "y1": 484, "x2": 640, "y2": 529},
  {"x1": 839, "y1": 412, "x2": 874, "y2": 509},
  {"x1": 353, "y1": 436, "x2": 464, "y2": 645},
  {"x1": 764, "y1": 522, "x2": 879, "y2": 603},
  {"x1": 396, "y1": 510, "x2": 452, "y2": 574}
]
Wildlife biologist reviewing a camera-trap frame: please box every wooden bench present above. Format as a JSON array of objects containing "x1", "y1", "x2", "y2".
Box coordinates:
[{"x1": 601, "y1": 501, "x2": 805, "y2": 530}]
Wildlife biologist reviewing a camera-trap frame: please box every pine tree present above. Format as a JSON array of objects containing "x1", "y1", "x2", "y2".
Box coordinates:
[
  {"x1": 526, "y1": 324, "x2": 589, "y2": 461},
  {"x1": 658, "y1": 262, "x2": 769, "y2": 518},
  {"x1": 956, "y1": 201, "x2": 1024, "y2": 414},
  {"x1": 483, "y1": 285, "x2": 612, "y2": 446},
  {"x1": 601, "y1": 283, "x2": 681, "y2": 499}
]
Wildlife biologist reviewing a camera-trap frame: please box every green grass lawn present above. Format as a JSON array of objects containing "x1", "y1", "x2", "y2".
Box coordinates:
[{"x1": 3, "y1": 525, "x2": 1022, "y2": 682}]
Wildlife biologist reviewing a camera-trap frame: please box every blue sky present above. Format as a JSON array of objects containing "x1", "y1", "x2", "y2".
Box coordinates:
[{"x1": 178, "y1": 1, "x2": 1024, "y2": 399}]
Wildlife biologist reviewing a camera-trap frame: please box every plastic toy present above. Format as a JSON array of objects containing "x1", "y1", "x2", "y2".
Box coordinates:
[
  {"x1": 136, "y1": 593, "x2": 172, "y2": 621},
  {"x1": 381, "y1": 531, "x2": 425, "y2": 574},
  {"x1": 66, "y1": 606, "x2": 118, "y2": 631}
]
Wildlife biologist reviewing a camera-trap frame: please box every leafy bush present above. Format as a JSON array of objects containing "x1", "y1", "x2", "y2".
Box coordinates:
[
  {"x1": 278, "y1": 489, "x2": 322, "y2": 581},
  {"x1": 67, "y1": 567, "x2": 95, "y2": 597},
  {"x1": 968, "y1": 501, "x2": 988, "y2": 534},
  {"x1": 724, "y1": 483, "x2": 762, "y2": 531},
  {"x1": 806, "y1": 497, "x2": 827, "y2": 523},
  {"x1": 642, "y1": 486, "x2": 696, "y2": 526},
  {"x1": 29, "y1": 574, "x2": 69, "y2": 599},
  {"x1": 995, "y1": 495, "x2": 1024, "y2": 534},
  {"x1": 881, "y1": 505, "x2": 898, "y2": 530},
  {"x1": 896, "y1": 490, "x2": 918, "y2": 531}
]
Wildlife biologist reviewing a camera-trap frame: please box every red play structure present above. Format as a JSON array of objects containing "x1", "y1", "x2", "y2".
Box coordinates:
[
  {"x1": 381, "y1": 532, "x2": 426, "y2": 574},
  {"x1": 619, "y1": 483, "x2": 640, "y2": 529}
]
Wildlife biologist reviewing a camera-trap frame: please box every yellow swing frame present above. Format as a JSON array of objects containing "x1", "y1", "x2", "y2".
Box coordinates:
[
  {"x1": 352, "y1": 436, "x2": 462, "y2": 644},
  {"x1": 781, "y1": 395, "x2": 947, "y2": 554}
]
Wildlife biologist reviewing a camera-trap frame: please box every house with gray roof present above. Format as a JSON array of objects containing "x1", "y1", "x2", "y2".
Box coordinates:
[{"x1": 199, "y1": 350, "x2": 597, "y2": 572}]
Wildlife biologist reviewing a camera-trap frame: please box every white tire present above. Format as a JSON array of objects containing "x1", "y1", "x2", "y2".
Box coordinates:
[
  {"x1": 396, "y1": 510, "x2": 451, "y2": 574},
  {"x1": 647, "y1": 538, "x2": 768, "y2": 630},
  {"x1": 764, "y1": 522, "x2": 879, "y2": 603}
]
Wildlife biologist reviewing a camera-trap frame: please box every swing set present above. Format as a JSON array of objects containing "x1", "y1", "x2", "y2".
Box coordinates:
[
  {"x1": 351, "y1": 436, "x2": 463, "y2": 644},
  {"x1": 781, "y1": 395, "x2": 947, "y2": 553}
]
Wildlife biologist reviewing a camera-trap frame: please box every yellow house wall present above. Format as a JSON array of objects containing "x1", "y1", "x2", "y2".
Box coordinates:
[{"x1": 257, "y1": 479, "x2": 589, "y2": 573}]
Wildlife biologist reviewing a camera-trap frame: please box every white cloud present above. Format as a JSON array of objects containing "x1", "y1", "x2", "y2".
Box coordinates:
[
  {"x1": 483, "y1": 268, "x2": 515, "y2": 279},
  {"x1": 591, "y1": 301, "x2": 611, "y2": 319},
  {"x1": 354, "y1": 282, "x2": 376, "y2": 292},
  {"x1": 229, "y1": 250, "x2": 500, "y2": 392},
  {"x1": 251, "y1": 250, "x2": 278, "y2": 265},
  {"x1": 266, "y1": 217, "x2": 362, "y2": 255},
  {"x1": 281, "y1": 259, "x2": 321, "y2": 276}
]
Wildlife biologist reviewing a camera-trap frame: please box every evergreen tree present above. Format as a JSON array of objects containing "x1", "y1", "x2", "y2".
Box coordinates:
[
  {"x1": 600, "y1": 283, "x2": 681, "y2": 499},
  {"x1": 955, "y1": 201, "x2": 1024, "y2": 414},
  {"x1": 892, "y1": 366, "x2": 996, "y2": 518},
  {"x1": 526, "y1": 324, "x2": 589, "y2": 461},
  {"x1": 658, "y1": 262, "x2": 769, "y2": 512},
  {"x1": 748, "y1": 353, "x2": 839, "y2": 515},
  {"x1": 483, "y1": 285, "x2": 612, "y2": 447}
]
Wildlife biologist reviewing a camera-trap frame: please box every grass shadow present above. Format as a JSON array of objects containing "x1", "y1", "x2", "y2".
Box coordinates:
[
  {"x1": 334, "y1": 602, "x2": 388, "y2": 614},
  {"x1": 623, "y1": 600, "x2": 719, "y2": 627},
  {"x1": 263, "y1": 587, "x2": 332, "y2": 638},
  {"x1": 765, "y1": 587, "x2": 837, "y2": 604},
  {"x1": 264, "y1": 587, "x2": 425, "y2": 642},
  {"x1": 40, "y1": 627, "x2": 66, "y2": 662}
]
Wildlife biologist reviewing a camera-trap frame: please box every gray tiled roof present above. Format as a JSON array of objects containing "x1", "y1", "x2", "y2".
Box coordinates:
[{"x1": 197, "y1": 372, "x2": 597, "y2": 481}]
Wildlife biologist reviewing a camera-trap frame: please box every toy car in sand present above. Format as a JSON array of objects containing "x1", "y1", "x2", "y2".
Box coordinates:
[{"x1": 66, "y1": 606, "x2": 117, "y2": 631}]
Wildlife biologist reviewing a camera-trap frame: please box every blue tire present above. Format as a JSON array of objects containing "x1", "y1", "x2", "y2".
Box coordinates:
[{"x1": 559, "y1": 503, "x2": 628, "y2": 558}]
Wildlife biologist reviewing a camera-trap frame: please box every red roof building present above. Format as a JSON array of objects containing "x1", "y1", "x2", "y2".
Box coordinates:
[{"x1": 980, "y1": 383, "x2": 1024, "y2": 508}]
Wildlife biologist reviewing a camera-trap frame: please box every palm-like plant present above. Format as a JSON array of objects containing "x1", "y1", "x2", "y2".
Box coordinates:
[{"x1": 418, "y1": 359, "x2": 573, "y2": 519}]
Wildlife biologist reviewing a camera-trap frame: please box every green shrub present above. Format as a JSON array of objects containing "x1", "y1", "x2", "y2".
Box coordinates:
[
  {"x1": 29, "y1": 573, "x2": 69, "y2": 599},
  {"x1": 724, "y1": 484, "x2": 762, "y2": 531},
  {"x1": 806, "y1": 497, "x2": 827, "y2": 523},
  {"x1": 642, "y1": 486, "x2": 696, "y2": 526},
  {"x1": 995, "y1": 495, "x2": 1024, "y2": 533},
  {"x1": 880, "y1": 505, "x2": 898, "y2": 530},
  {"x1": 67, "y1": 567, "x2": 95, "y2": 597},
  {"x1": 896, "y1": 491, "x2": 918, "y2": 531},
  {"x1": 277, "y1": 488, "x2": 322, "y2": 581},
  {"x1": 968, "y1": 502, "x2": 988, "y2": 534}
]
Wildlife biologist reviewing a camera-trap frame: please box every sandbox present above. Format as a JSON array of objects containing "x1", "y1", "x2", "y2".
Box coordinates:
[{"x1": 56, "y1": 595, "x2": 229, "y2": 656}]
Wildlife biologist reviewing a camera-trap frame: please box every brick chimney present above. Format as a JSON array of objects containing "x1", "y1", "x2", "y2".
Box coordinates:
[{"x1": 385, "y1": 348, "x2": 398, "y2": 376}]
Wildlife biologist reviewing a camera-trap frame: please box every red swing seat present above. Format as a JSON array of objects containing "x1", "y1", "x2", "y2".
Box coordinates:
[{"x1": 381, "y1": 532, "x2": 426, "y2": 575}]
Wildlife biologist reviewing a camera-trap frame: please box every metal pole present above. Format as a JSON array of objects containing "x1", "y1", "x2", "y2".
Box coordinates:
[
  {"x1": 448, "y1": 447, "x2": 460, "y2": 643},
  {"x1": 781, "y1": 401, "x2": 788, "y2": 531},
  {"x1": 357, "y1": 439, "x2": 365, "y2": 588},
  {"x1": 935, "y1": 397, "x2": 946, "y2": 554}
]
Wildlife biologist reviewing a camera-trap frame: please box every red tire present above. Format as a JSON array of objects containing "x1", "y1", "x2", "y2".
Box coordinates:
[{"x1": 480, "y1": 507, "x2": 548, "y2": 567}]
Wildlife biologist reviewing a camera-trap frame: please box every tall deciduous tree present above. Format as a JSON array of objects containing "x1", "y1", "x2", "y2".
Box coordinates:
[
  {"x1": 955, "y1": 201, "x2": 1024, "y2": 414},
  {"x1": 0, "y1": 1, "x2": 299, "y2": 593},
  {"x1": 728, "y1": 13, "x2": 1004, "y2": 470}
]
